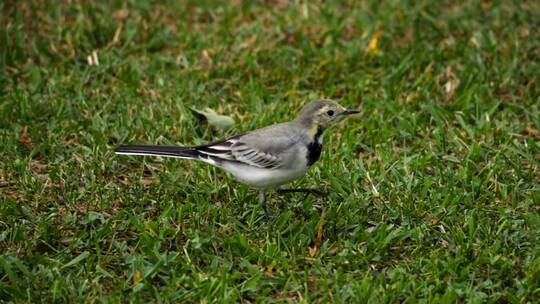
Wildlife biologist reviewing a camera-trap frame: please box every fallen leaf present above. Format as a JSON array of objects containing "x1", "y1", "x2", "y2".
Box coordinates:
[
  {"x1": 519, "y1": 26, "x2": 530, "y2": 38},
  {"x1": 64, "y1": 134, "x2": 78, "y2": 145},
  {"x1": 200, "y1": 49, "x2": 213, "y2": 69},
  {"x1": 111, "y1": 23, "x2": 123, "y2": 46},
  {"x1": 445, "y1": 79, "x2": 459, "y2": 99},
  {"x1": 308, "y1": 246, "x2": 317, "y2": 257},
  {"x1": 365, "y1": 30, "x2": 382, "y2": 54},
  {"x1": 315, "y1": 210, "x2": 326, "y2": 247},
  {"x1": 470, "y1": 31, "x2": 482, "y2": 48},
  {"x1": 438, "y1": 224, "x2": 447, "y2": 234},
  {"x1": 443, "y1": 35, "x2": 456, "y2": 46},
  {"x1": 87, "y1": 50, "x2": 99, "y2": 66},
  {"x1": 525, "y1": 124, "x2": 540, "y2": 137},
  {"x1": 141, "y1": 177, "x2": 156, "y2": 185},
  {"x1": 134, "y1": 271, "x2": 142, "y2": 283},
  {"x1": 19, "y1": 126, "x2": 35, "y2": 148},
  {"x1": 327, "y1": 247, "x2": 339, "y2": 255},
  {"x1": 444, "y1": 66, "x2": 459, "y2": 100},
  {"x1": 112, "y1": 6, "x2": 129, "y2": 20},
  {"x1": 190, "y1": 107, "x2": 235, "y2": 130},
  {"x1": 266, "y1": 260, "x2": 276, "y2": 274},
  {"x1": 0, "y1": 181, "x2": 13, "y2": 188}
]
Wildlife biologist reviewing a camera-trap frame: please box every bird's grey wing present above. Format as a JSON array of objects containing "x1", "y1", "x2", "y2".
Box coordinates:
[
  {"x1": 196, "y1": 123, "x2": 301, "y2": 169},
  {"x1": 233, "y1": 123, "x2": 302, "y2": 169}
]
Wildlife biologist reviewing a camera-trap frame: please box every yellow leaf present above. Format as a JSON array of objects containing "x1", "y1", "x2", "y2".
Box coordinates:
[
  {"x1": 266, "y1": 260, "x2": 276, "y2": 274},
  {"x1": 134, "y1": 271, "x2": 142, "y2": 283},
  {"x1": 365, "y1": 30, "x2": 382, "y2": 54}
]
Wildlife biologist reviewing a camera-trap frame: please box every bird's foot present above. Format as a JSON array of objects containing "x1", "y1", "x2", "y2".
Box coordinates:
[
  {"x1": 259, "y1": 190, "x2": 271, "y2": 221},
  {"x1": 262, "y1": 202, "x2": 270, "y2": 221}
]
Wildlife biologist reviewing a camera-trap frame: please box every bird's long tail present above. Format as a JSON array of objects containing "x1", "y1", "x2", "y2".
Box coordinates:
[{"x1": 114, "y1": 145, "x2": 200, "y2": 159}]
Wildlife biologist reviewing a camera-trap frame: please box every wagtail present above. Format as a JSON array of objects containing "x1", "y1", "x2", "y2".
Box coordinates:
[{"x1": 115, "y1": 99, "x2": 359, "y2": 218}]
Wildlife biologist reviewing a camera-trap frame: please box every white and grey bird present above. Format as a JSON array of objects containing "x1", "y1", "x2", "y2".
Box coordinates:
[{"x1": 115, "y1": 99, "x2": 359, "y2": 218}]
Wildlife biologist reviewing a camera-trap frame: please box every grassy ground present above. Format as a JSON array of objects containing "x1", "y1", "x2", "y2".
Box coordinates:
[{"x1": 1, "y1": 0, "x2": 539, "y2": 302}]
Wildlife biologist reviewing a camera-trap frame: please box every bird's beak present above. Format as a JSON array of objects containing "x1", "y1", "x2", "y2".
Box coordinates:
[{"x1": 341, "y1": 109, "x2": 360, "y2": 116}]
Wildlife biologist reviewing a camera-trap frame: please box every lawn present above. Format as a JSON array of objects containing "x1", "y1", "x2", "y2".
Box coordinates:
[{"x1": 1, "y1": 0, "x2": 539, "y2": 302}]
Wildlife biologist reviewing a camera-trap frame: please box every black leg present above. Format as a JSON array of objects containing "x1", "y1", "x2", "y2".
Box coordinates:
[
  {"x1": 276, "y1": 188, "x2": 328, "y2": 197},
  {"x1": 258, "y1": 190, "x2": 270, "y2": 220}
]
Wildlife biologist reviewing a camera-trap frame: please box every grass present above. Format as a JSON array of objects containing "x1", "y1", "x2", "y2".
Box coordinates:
[{"x1": 1, "y1": 0, "x2": 539, "y2": 302}]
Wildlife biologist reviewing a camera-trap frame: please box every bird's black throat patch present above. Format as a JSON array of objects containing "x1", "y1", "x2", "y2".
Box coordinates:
[{"x1": 306, "y1": 127, "x2": 324, "y2": 166}]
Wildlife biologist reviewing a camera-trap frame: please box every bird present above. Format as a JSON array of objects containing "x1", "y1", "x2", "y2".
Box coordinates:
[{"x1": 115, "y1": 99, "x2": 359, "y2": 219}]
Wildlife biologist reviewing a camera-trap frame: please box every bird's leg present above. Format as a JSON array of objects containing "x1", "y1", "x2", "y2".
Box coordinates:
[
  {"x1": 276, "y1": 188, "x2": 328, "y2": 197},
  {"x1": 258, "y1": 190, "x2": 270, "y2": 220}
]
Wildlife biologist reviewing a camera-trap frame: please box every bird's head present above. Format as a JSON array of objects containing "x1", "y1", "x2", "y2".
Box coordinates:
[{"x1": 294, "y1": 99, "x2": 360, "y2": 130}]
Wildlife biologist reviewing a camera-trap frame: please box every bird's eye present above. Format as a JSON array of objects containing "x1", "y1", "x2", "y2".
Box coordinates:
[{"x1": 326, "y1": 110, "x2": 334, "y2": 116}]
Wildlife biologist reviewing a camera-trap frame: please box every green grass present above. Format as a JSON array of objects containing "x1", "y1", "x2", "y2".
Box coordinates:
[{"x1": 1, "y1": 0, "x2": 539, "y2": 302}]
